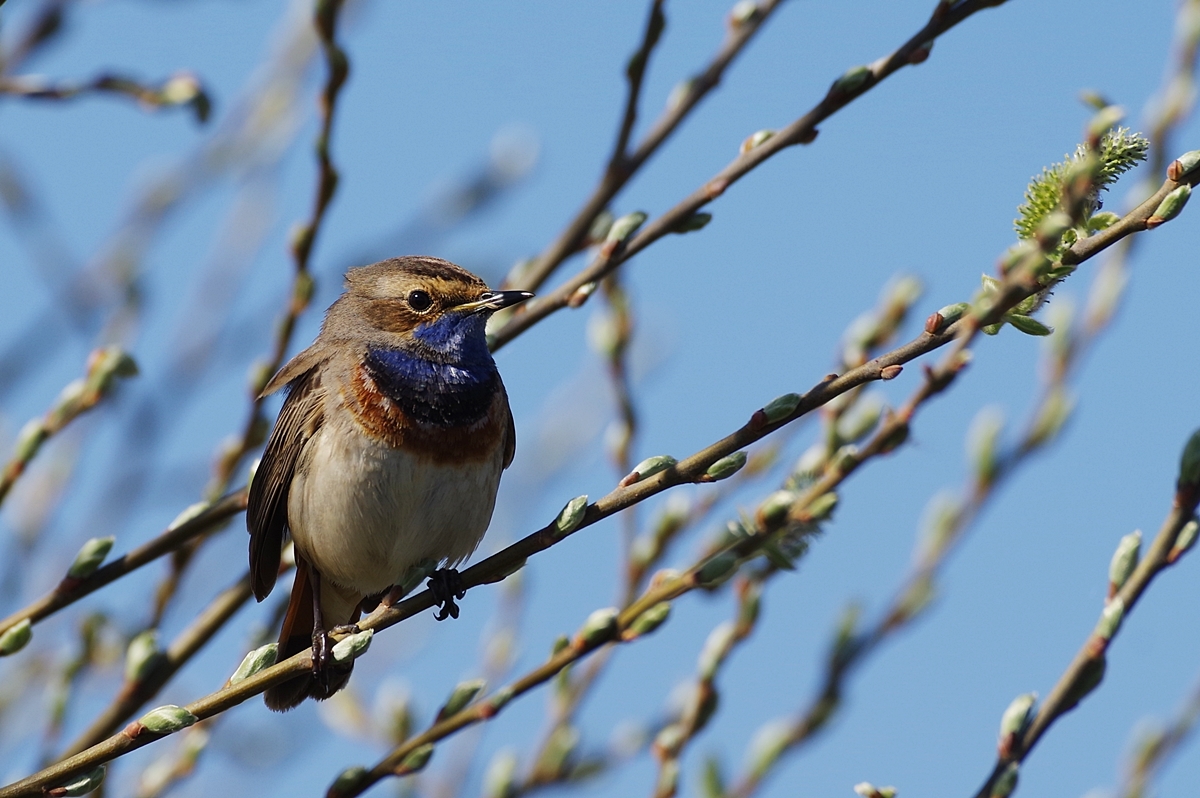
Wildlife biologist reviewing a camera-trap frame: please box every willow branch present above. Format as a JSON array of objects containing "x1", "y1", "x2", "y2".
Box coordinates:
[
  {"x1": 0, "y1": 347, "x2": 136, "y2": 508},
  {"x1": 0, "y1": 491, "x2": 246, "y2": 639},
  {"x1": 971, "y1": 486, "x2": 1200, "y2": 798},
  {"x1": 493, "y1": 0, "x2": 1009, "y2": 347},
  {"x1": 58, "y1": 577, "x2": 253, "y2": 759},
  {"x1": 508, "y1": 0, "x2": 785, "y2": 293}
]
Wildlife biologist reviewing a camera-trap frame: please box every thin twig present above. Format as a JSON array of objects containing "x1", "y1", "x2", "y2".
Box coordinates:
[
  {"x1": 0, "y1": 72, "x2": 210, "y2": 123},
  {"x1": 0, "y1": 491, "x2": 246, "y2": 639},
  {"x1": 58, "y1": 577, "x2": 253, "y2": 759},
  {"x1": 506, "y1": 0, "x2": 785, "y2": 293},
  {"x1": 971, "y1": 491, "x2": 1200, "y2": 798}
]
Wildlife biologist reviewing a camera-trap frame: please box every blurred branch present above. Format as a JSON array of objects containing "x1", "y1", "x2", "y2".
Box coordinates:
[
  {"x1": 0, "y1": 72, "x2": 211, "y2": 123},
  {"x1": 1141, "y1": 0, "x2": 1200, "y2": 190},
  {"x1": 506, "y1": 0, "x2": 784, "y2": 293},
  {"x1": 614, "y1": 0, "x2": 666, "y2": 166},
  {"x1": 58, "y1": 576, "x2": 254, "y2": 759},
  {"x1": 0, "y1": 0, "x2": 69, "y2": 74},
  {"x1": 0, "y1": 347, "x2": 136, "y2": 507},
  {"x1": 971, "y1": 473, "x2": 1200, "y2": 798},
  {"x1": 652, "y1": 576, "x2": 762, "y2": 798},
  {"x1": 1118, "y1": 672, "x2": 1200, "y2": 798},
  {"x1": 151, "y1": 0, "x2": 350, "y2": 623},
  {"x1": 494, "y1": 0, "x2": 1007, "y2": 346},
  {"x1": 0, "y1": 490, "x2": 246, "y2": 639}
]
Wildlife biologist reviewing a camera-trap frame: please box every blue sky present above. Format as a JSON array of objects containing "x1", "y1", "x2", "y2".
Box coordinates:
[{"x1": 1, "y1": 1, "x2": 1199, "y2": 797}]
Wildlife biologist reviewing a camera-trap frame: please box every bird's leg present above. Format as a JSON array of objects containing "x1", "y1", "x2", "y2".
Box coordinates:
[
  {"x1": 308, "y1": 565, "x2": 335, "y2": 689},
  {"x1": 428, "y1": 568, "x2": 466, "y2": 621}
]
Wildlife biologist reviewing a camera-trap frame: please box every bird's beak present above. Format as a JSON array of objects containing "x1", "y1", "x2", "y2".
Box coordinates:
[{"x1": 458, "y1": 290, "x2": 535, "y2": 314}]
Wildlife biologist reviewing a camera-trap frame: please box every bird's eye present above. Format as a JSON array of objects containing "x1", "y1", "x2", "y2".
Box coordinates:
[{"x1": 407, "y1": 290, "x2": 433, "y2": 312}]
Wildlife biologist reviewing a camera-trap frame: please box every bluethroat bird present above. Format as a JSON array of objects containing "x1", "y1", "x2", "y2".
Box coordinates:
[{"x1": 246, "y1": 256, "x2": 532, "y2": 711}]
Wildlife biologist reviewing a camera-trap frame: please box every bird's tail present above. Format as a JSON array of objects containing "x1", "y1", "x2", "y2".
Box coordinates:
[{"x1": 264, "y1": 556, "x2": 360, "y2": 711}]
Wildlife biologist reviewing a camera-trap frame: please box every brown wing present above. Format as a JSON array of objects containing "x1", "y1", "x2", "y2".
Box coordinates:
[
  {"x1": 247, "y1": 361, "x2": 326, "y2": 602},
  {"x1": 501, "y1": 383, "x2": 516, "y2": 469}
]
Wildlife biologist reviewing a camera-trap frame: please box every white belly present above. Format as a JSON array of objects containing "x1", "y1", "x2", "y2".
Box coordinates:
[{"x1": 287, "y1": 421, "x2": 502, "y2": 597}]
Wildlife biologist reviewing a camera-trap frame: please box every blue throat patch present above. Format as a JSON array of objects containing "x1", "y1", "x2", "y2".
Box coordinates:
[{"x1": 365, "y1": 312, "x2": 498, "y2": 427}]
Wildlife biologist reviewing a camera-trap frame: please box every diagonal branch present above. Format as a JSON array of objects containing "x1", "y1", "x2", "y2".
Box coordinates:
[
  {"x1": 507, "y1": 0, "x2": 785, "y2": 293},
  {"x1": 494, "y1": 0, "x2": 1010, "y2": 348}
]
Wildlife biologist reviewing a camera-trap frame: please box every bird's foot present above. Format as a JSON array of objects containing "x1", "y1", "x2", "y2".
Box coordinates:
[
  {"x1": 311, "y1": 627, "x2": 333, "y2": 681},
  {"x1": 428, "y1": 568, "x2": 466, "y2": 621},
  {"x1": 330, "y1": 623, "x2": 361, "y2": 636}
]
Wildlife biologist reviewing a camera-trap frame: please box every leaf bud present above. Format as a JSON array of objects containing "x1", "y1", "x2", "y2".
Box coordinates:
[
  {"x1": 1094, "y1": 596, "x2": 1125, "y2": 641},
  {"x1": 606, "y1": 211, "x2": 648, "y2": 244},
  {"x1": 666, "y1": 79, "x2": 695, "y2": 112},
  {"x1": 624, "y1": 455, "x2": 677, "y2": 486},
  {"x1": 230, "y1": 643, "x2": 277, "y2": 684},
  {"x1": 437, "y1": 678, "x2": 486, "y2": 720},
  {"x1": 654, "y1": 723, "x2": 685, "y2": 759},
  {"x1": 729, "y1": 0, "x2": 760, "y2": 27},
  {"x1": 1087, "y1": 104, "x2": 1125, "y2": 141},
  {"x1": 125, "y1": 630, "x2": 163, "y2": 683},
  {"x1": 854, "y1": 784, "x2": 897, "y2": 798},
  {"x1": 0, "y1": 619, "x2": 33, "y2": 656},
  {"x1": 761, "y1": 392, "x2": 801, "y2": 424},
  {"x1": 66, "y1": 536, "x2": 115, "y2": 580},
  {"x1": 757, "y1": 490, "x2": 797, "y2": 526},
  {"x1": 746, "y1": 719, "x2": 791, "y2": 778},
  {"x1": 1146, "y1": 184, "x2": 1191, "y2": 228},
  {"x1": 698, "y1": 621, "x2": 736, "y2": 680},
  {"x1": 13, "y1": 417, "x2": 46, "y2": 462},
  {"x1": 52, "y1": 766, "x2": 106, "y2": 797},
  {"x1": 802, "y1": 491, "x2": 839, "y2": 521},
  {"x1": 740, "y1": 129, "x2": 775, "y2": 154},
  {"x1": 396, "y1": 743, "x2": 435, "y2": 775},
  {"x1": 927, "y1": 302, "x2": 969, "y2": 333},
  {"x1": 553, "y1": 494, "x2": 589, "y2": 537},
  {"x1": 484, "y1": 749, "x2": 519, "y2": 798},
  {"x1": 623, "y1": 601, "x2": 671, "y2": 641},
  {"x1": 1107, "y1": 530, "x2": 1141, "y2": 597},
  {"x1": 997, "y1": 692, "x2": 1036, "y2": 755},
  {"x1": 705, "y1": 452, "x2": 747, "y2": 482},
  {"x1": 695, "y1": 551, "x2": 739, "y2": 587},
  {"x1": 138, "y1": 704, "x2": 198, "y2": 735},
  {"x1": 1167, "y1": 149, "x2": 1200, "y2": 182},
  {"x1": 330, "y1": 629, "x2": 373, "y2": 664},
  {"x1": 1169, "y1": 517, "x2": 1199, "y2": 563},
  {"x1": 329, "y1": 766, "x2": 367, "y2": 797},
  {"x1": 990, "y1": 762, "x2": 1019, "y2": 798},
  {"x1": 1063, "y1": 655, "x2": 1106, "y2": 710},
  {"x1": 831, "y1": 65, "x2": 870, "y2": 95},
  {"x1": 672, "y1": 212, "x2": 713, "y2": 233},
  {"x1": 574, "y1": 607, "x2": 619, "y2": 647},
  {"x1": 1026, "y1": 387, "x2": 1074, "y2": 449},
  {"x1": 167, "y1": 501, "x2": 210, "y2": 532},
  {"x1": 1179, "y1": 428, "x2": 1200, "y2": 489},
  {"x1": 967, "y1": 407, "x2": 1004, "y2": 487}
]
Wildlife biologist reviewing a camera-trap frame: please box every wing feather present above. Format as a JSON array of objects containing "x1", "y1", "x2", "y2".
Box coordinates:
[{"x1": 247, "y1": 361, "x2": 326, "y2": 602}]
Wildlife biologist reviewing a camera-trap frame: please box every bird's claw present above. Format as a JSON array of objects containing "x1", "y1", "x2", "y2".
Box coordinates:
[{"x1": 428, "y1": 569, "x2": 466, "y2": 621}]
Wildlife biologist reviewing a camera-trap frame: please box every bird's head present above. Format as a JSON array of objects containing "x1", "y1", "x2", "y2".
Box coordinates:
[{"x1": 335, "y1": 256, "x2": 532, "y2": 363}]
